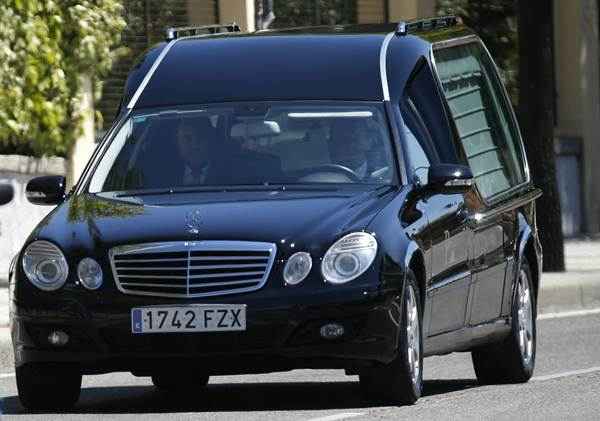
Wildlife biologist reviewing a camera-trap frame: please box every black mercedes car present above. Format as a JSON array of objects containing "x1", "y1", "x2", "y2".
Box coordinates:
[{"x1": 10, "y1": 17, "x2": 542, "y2": 410}]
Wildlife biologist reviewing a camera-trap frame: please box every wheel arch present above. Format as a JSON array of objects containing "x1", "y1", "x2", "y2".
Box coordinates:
[
  {"x1": 516, "y1": 213, "x2": 542, "y2": 300},
  {"x1": 523, "y1": 237, "x2": 540, "y2": 298},
  {"x1": 404, "y1": 241, "x2": 426, "y2": 308}
]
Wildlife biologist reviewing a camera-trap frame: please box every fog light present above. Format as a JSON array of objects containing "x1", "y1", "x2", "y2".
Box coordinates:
[
  {"x1": 320, "y1": 323, "x2": 344, "y2": 340},
  {"x1": 48, "y1": 330, "x2": 69, "y2": 347},
  {"x1": 77, "y1": 257, "x2": 103, "y2": 290}
]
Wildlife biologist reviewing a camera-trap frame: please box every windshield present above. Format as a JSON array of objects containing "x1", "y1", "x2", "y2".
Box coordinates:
[{"x1": 88, "y1": 102, "x2": 396, "y2": 193}]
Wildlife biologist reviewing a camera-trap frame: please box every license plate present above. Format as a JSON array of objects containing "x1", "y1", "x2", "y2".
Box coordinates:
[{"x1": 131, "y1": 304, "x2": 246, "y2": 334}]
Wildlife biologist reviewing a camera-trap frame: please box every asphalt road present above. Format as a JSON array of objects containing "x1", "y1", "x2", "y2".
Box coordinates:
[{"x1": 0, "y1": 311, "x2": 599, "y2": 420}]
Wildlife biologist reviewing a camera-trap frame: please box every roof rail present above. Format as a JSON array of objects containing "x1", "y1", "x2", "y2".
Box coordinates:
[
  {"x1": 165, "y1": 23, "x2": 241, "y2": 41},
  {"x1": 395, "y1": 16, "x2": 459, "y2": 36}
]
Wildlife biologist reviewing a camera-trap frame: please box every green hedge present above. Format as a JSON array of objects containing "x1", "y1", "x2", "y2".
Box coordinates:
[{"x1": 0, "y1": 1, "x2": 126, "y2": 157}]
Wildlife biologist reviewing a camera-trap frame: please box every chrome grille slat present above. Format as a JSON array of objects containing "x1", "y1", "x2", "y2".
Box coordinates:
[
  {"x1": 190, "y1": 256, "x2": 269, "y2": 261},
  {"x1": 187, "y1": 264, "x2": 267, "y2": 270},
  {"x1": 188, "y1": 271, "x2": 265, "y2": 279},
  {"x1": 121, "y1": 279, "x2": 263, "y2": 289},
  {"x1": 120, "y1": 283, "x2": 187, "y2": 288},
  {"x1": 189, "y1": 279, "x2": 262, "y2": 288},
  {"x1": 118, "y1": 275, "x2": 187, "y2": 279},
  {"x1": 109, "y1": 241, "x2": 276, "y2": 298},
  {"x1": 116, "y1": 267, "x2": 187, "y2": 271},
  {"x1": 114, "y1": 258, "x2": 189, "y2": 263},
  {"x1": 189, "y1": 280, "x2": 260, "y2": 287}
]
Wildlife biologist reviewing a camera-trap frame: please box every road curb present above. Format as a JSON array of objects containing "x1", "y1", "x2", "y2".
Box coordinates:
[{"x1": 539, "y1": 272, "x2": 600, "y2": 314}]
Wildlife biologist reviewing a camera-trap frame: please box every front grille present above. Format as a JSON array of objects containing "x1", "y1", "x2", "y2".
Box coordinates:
[{"x1": 109, "y1": 241, "x2": 277, "y2": 298}]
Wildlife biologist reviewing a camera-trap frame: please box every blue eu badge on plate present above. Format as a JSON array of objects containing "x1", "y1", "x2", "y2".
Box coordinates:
[{"x1": 132, "y1": 309, "x2": 142, "y2": 334}]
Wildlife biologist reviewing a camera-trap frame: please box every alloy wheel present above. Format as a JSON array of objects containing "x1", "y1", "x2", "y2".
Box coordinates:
[
  {"x1": 516, "y1": 269, "x2": 534, "y2": 365},
  {"x1": 406, "y1": 284, "x2": 421, "y2": 385}
]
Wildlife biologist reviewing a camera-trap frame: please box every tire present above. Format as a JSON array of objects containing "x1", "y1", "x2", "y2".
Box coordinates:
[
  {"x1": 16, "y1": 363, "x2": 82, "y2": 410},
  {"x1": 471, "y1": 258, "x2": 537, "y2": 384},
  {"x1": 151, "y1": 373, "x2": 209, "y2": 392},
  {"x1": 359, "y1": 269, "x2": 423, "y2": 405}
]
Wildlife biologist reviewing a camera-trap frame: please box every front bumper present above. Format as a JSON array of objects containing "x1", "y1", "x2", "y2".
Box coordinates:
[{"x1": 11, "y1": 285, "x2": 402, "y2": 375}]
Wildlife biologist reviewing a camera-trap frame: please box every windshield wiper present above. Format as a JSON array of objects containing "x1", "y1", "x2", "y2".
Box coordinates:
[
  {"x1": 114, "y1": 187, "x2": 222, "y2": 197},
  {"x1": 113, "y1": 184, "x2": 340, "y2": 197}
]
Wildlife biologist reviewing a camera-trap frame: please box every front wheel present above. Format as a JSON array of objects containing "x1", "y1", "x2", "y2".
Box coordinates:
[
  {"x1": 471, "y1": 258, "x2": 537, "y2": 384},
  {"x1": 16, "y1": 363, "x2": 82, "y2": 410},
  {"x1": 359, "y1": 269, "x2": 423, "y2": 405}
]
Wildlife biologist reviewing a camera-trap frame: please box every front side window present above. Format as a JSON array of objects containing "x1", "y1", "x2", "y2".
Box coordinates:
[
  {"x1": 433, "y1": 42, "x2": 527, "y2": 200},
  {"x1": 403, "y1": 59, "x2": 456, "y2": 166},
  {"x1": 88, "y1": 103, "x2": 396, "y2": 193},
  {"x1": 401, "y1": 100, "x2": 434, "y2": 186}
]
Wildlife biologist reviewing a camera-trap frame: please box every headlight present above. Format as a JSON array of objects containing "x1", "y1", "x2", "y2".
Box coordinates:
[
  {"x1": 322, "y1": 232, "x2": 377, "y2": 284},
  {"x1": 22, "y1": 241, "x2": 69, "y2": 291},
  {"x1": 283, "y1": 252, "x2": 312, "y2": 285},
  {"x1": 77, "y1": 257, "x2": 103, "y2": 290}
]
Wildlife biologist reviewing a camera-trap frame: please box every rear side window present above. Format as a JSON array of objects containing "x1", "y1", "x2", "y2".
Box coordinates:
[{"x1": 433, "y1": 42, "x2": 527, "y2": 200}]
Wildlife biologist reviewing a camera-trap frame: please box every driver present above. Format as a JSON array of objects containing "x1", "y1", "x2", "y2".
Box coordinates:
[
  {"x1": 329, "y1": 118, "x2": 374, "y2": 179},
  {"x1": 175, "y1": 117, "x2": 217, "y2": 185}
]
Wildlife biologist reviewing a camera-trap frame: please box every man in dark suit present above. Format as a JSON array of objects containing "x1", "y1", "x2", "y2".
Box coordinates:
[{"x1": 176, "y1": 117, "x2": 217, "y2": 185}]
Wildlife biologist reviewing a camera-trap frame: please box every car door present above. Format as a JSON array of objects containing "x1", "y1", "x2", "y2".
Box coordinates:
[
  {"x1": 399, "y1": 59, "x2": 474, "y2": 337},
  {"x1": 432, "y1": 39, "x2": 529, "y2": 326},
  {"x1": 421, "y1": 193, "x2": 473, "y2": 334}
]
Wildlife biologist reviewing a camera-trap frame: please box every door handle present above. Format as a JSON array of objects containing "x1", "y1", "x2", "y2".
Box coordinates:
[{"x1": 457, "y1": 207, "x2": 471, "y2": 219}]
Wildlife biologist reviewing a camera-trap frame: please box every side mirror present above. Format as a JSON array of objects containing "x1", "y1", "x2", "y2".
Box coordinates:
[
  {"x1": 0, "y1": 183, "x2": 14, "y2": 206},
  {"x1": 26, "y1": 176, "x2": 66, "y2": 205},
  {"x1": 427, "y1": 164, "x2": 474, "y2": 192}
]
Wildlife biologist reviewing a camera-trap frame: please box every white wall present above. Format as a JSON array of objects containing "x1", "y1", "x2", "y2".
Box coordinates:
[
  {"x1": 218, "y1": 0, "x2": 255, "y2": 32},
  {"x1": 0, "y1": 156, "x2": 67, "y2": 283},
  {"x1": 388, "y1": 0, "x2": 436, "y2": 21},
  {"x1": 68, "y1": 75, "x2": 97, "y2": 188}
]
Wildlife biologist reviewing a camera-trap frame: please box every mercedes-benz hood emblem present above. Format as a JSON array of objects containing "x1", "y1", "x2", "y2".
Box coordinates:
[{"x1": 185, "y1": 209, "x2": 203, "y2": 235}]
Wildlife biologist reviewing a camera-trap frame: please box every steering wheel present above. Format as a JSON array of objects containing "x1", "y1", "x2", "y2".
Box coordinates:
[{"x1": 299, "y1": 164, "x2": 361, "y2": 183}]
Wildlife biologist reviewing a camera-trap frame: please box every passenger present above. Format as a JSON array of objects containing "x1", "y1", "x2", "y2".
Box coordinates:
[
  {"x1": 329, "y1": 119, "x2": 378, "y2": 180},
  {"x1": 175, "y1": 118, "x2": 217, "y2": 185},
  {"x1": 228, "y1": 121, "x2": 285, "y2": 184}
]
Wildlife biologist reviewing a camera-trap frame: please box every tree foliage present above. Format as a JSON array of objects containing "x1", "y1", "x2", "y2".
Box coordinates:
[
  {"x1": 437, "y1": 0, "x2": 519, "y2": 104},
  {"x1": 96, "y1": 0, "x2": 190, "y2": 126},
  {"x1": 122, "y1": 0, "x2": 187, "y2": 45},
  {"x1": 270, "y1": 0, "x2": 357, "y2": 28},
  {"x1": 0, "y1": 0, "x2": 126, "y2": 157}
]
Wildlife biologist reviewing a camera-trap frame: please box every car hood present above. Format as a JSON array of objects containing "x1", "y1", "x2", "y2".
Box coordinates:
[{"x1": 30, "y1": 187, "x2": 399, "y2": 258}]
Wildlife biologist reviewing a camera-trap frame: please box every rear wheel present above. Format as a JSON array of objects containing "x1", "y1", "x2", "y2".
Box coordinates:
[
  {"x1": 16, "y1": 363, "x2": 82, "y2": 410},
  {"x1": 359, "y1": 269, "x2": 423, "y2": 405},
  {"x1": 471, "y1": 258, "x2": 536, "y2": 384},
  {"x1": 151, "y1": 373, "x2": 209, "y2": 392}
]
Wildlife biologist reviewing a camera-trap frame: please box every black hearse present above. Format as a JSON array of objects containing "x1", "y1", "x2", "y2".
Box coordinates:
[{"x1": 11, "y1": 18, "x2": 542, "y2": 409}]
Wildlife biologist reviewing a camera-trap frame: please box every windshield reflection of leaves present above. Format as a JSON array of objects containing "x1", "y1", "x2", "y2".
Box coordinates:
[
  {"x1": 66, "y1": 194, "x2": 144, "y2": 247},
  {"x1": 67, "y1": 194, "x2": 143, "y2": 222}
]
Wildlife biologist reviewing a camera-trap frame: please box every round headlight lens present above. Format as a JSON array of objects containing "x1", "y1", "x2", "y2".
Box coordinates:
[
  {"x1": 22, "y1": 241, "x2": 69, "y2": 291},
  {"x1": 322, "y1": 232, "x2": 378, "y2": 284},
  {"x1": 334, "y1": 253, "x2": 361, "y2": 277},
  {"x1": 77, "y1": 257, "x2": 103, "y2": 290},
  {"x1": 283, "y1": 252, "x2": 312, "y2": 285}
]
